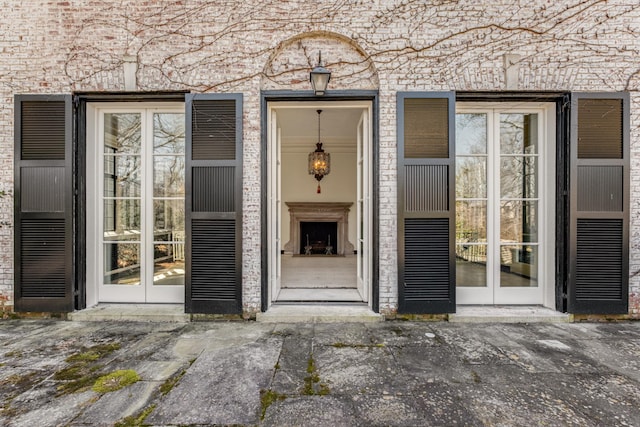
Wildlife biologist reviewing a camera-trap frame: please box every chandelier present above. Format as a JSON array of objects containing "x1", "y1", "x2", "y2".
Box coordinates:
[{"x1": 308, "y1": 109, "x2": 331, "y2": 193}]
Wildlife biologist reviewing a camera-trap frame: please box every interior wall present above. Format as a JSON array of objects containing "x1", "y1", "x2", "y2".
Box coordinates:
[{"x1": 281, "y1": 149, "x2": 357, "y2": 252}]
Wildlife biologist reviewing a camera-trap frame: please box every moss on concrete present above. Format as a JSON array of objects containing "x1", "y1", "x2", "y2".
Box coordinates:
[
  {"x1": 159, "y1": 370, "x2": 185, "y2": 396},
  {"x1": 114, "y1": 404, "x2": 156, "y2": 427},
  {"x1": 159, "y1": 358, "x2": 195, "y2": 396},
  {"x1": 54, "y1": 364, "x2": 103, "y2": 395},
  {"x1": 65, "y1": 343, "x2": 121, "y2": 363},
  {"x1": 260, "y1": 389, "x2": 286, "y2": 420},
  {"x1": 4, "y1": 350, "x2": 23, "y2": 358},
  {"x1": 303, "y1": 354, "x2": 330, "y2": 396},
  {"x1": 54, "y1": 342, "x2": 122, "y2": 395},
  {"x1": 92, "y1": 369, "x2": 140, "y2": 393}
]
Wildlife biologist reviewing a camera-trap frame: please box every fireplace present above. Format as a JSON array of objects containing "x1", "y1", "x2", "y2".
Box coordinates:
[
  {"x1": 284, "y1": 202, "x2": 354, "y2": 256},
  {"x1": 300, "y1": 222, "x2": 338, "y2": 255}
]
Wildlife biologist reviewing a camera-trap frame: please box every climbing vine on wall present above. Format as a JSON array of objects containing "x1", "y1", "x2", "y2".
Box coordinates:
[{"x1": 57, "y1": 0, "x2": 640, "y2": 93}]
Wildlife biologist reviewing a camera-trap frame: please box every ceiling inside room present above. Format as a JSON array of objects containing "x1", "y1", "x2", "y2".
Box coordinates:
[{"x1": 275, "y1": 107, "x2": 363, "y2": 153}]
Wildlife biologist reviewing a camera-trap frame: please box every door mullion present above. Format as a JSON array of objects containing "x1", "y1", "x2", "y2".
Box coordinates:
[
  {"x1": 143, "y1": 110, "x2": 152, "y2": 302},
  {"x1": 488, "y1": 109, "x2": 498, "y2": 303},
  {"x1": 97, "y1": 112, "x2": 105, "y2": 302}
]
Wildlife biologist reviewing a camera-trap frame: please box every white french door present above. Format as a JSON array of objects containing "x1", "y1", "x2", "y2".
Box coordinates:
[
  {"x1": 456, "y1": 104, "x2": 554, "y2": 305},
  {"x1": 268, "y1": 109, "x2": 282, "y2": 305},
  {"x1": 92, "y1": 105, "x2": 185, "y2": 303},
  {"x1": 356, "y1": 109, "x2": 372, "y2": 302}
]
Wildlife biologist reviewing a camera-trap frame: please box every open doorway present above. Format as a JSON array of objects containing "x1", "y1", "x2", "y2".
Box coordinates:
[{"x1": 266, "y1": 101, "x2": 373, "y2": 306}]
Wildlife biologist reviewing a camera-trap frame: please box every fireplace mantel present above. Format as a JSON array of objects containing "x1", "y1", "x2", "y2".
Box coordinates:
[{"x1": 284, "y1": 202, "x2": 354, "y2": 255}]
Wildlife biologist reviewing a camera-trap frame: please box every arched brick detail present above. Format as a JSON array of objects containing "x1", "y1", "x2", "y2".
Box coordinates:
[{"x1": 261, "y1": 31, "x2": 379, "y2": 91}]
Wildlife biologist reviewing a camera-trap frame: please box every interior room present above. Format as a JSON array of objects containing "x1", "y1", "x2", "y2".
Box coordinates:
[{"x1": 272, "y1": 105, "x2": 367, "y2": 302}]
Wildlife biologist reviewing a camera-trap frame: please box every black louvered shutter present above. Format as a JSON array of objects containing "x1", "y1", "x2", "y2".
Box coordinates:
[
  {"x1": 185, "y1": 94, "x2": 242, "y2": 314},
  {"x1": 14, "y1": 95, "x2": 74, "y2": 312},
  {"x1": 568, "y1": 93, "x2": 629, "y2": 314},
  {"x1": 398, "y1": 92, "x2": 456, "y2": 313}
]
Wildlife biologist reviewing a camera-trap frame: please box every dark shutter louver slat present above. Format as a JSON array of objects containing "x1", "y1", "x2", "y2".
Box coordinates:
[
  {"x1": 398, "y1": 92, "x2": 456, "y2": 314},
  {"x1": 577, "y1": 166, "x2": 623, "y2": 212},
  {"x1": 192, "y1": 100, "x2": 236, "y2": 160},
  {"x1": 20, "y1": 219, "x2": 66, "y2": 298},
  {"x1": 21, "y1": 101, "x2": 66, "y2": 160},
  {"x1": 192, "y1": 166, "x2": 235, "y2": 212},
  {"x1": 14, "y1": 95, "x2": 74, "y2": 312},
  {"x1": 185, "y1": 94, "x2": 242, "y2": 314},
  {"x1": 403, "y1": 98, "x2": 449, "y2": 158},
  {"x1": 576, "y1": 219, "x2": 623, "y2": 301},
  {"x1": 21, "y1": 167, "x2": 65, "y2": 212},
  {"x1": 191, "y1": 219, "x2": 236, "y2": 301},
  {"x1": 404, "y1": 165, "x2": 449, "y2": 212},
  {"x1": 404, "y1": 219, "x2": 450, "y2": 300},
  {"x1": 577, "y1": 98, "x2": 623, "y2": 159},
  {"x1": 568, "y1": 93, "x2": 629, "y2": 314}
]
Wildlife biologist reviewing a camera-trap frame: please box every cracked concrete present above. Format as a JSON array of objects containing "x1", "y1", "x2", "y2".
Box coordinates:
[{"x1": 0, "y1": 320, "x2": 639, "y2": 426}]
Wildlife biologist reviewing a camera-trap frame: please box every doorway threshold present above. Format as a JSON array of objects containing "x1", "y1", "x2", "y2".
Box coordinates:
[
  {"x1": 257, "y1": 303, "x2": 382, "y2": 323},
  {"x1": 68, "y1": 304, "x2": 190, "y2": 323},
  {"x1": 277, "y1": 288, "x2": 362, "y2": 302},
  {"x1": 449, "y1": 305, "x2": 572, "y2": 323}
]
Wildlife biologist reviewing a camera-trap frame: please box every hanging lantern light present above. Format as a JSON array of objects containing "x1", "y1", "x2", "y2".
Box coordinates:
[
  {"x1": 309, "y1": 51, "x2": 331, "y2": 96},
  {"x1": 308, "y1": 109, "x2": 330, "y2": 193}
]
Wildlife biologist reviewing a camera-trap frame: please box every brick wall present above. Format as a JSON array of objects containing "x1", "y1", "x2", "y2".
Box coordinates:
[{"x1": 1, "y1": 0, "x2": 639, "y2": 317}]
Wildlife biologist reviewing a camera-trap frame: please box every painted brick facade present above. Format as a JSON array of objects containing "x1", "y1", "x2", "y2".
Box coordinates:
[{"x1": 1, "y1": 0, "x2": 639, "y2": 317}]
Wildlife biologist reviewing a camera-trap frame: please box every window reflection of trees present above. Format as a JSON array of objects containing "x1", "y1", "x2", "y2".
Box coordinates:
[
  {"x1": 455, "y1": 113, "x2": 488, "y2": 267},
  {"x1": 153, "y1": 113, "x2": 185, "y2": 198},
  {"x1": 455, "y1": 113, "x2": 539, "y2": 267},
  {"x1": 499, "y1": 114, "x2": 537, "y2": 247},
  {"x1": 102, "y1": 112, "x2": 187, "y2": 285},
  {"x1": 104, "y1": 114, "x2": 142, "y2": 237},
  {"x1": 103, "y1": 113, "x2": 142, "y2": 282},
  {"x1": 153, "y1": 113, "x2": 185, "y2": 235},
  {"x1": 499, "y1": 114, "x2": 538, "y2": 279},
  {"x1": 152, "y1": 113, "x2": 186, "y2": 285}
]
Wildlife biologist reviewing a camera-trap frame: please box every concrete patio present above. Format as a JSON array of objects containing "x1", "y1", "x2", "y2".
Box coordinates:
[{"x1": 1, "y1": 319, "x2": 639, "y2": 426}]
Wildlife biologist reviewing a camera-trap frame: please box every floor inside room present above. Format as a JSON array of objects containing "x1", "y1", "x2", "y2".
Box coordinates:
[{"x1": 277, "y1": 254, "x2": 361, "y2": 301}]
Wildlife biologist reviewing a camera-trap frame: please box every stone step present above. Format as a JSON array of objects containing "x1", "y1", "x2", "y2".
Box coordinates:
[
  {"x1": 68, "y1": 304, "x2": 191, "y2": 322},
  {"x1": 256, "y1": 303, "x2": 383, "y2": 323},
  {"x1": 448, "y1": 305, "x2": 572, "y2": 323}
]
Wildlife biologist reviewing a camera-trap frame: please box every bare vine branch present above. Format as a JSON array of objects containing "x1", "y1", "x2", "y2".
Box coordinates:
[{"x1": 46, "y1": 1, "x2": 640, "y2": 93}]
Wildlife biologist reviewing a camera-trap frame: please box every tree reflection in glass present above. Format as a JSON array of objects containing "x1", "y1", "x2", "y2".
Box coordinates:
[
  {"x1": 456, "y1": 113, "x2": 488, "y2": 287},
  {"x1": 500, "y1": 113, "x2": 539, "y2": 288},
  {"x1": 103, "y1": 113, "x2": 142, "y2": 285},
  {"x1": 152, "y1": 113, "x2": 185, "y2": 286}
]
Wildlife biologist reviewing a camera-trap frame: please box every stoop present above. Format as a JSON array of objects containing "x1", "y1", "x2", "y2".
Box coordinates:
[
  {"x1": 68, "y1": 304, "x2": 191, "y2": 322},
  {"x1": 256, "y1": 303, "x2": 383, "y2": 323},
  {"x1": 448, "y1": 305, "x2": 572, "y2": 323}
]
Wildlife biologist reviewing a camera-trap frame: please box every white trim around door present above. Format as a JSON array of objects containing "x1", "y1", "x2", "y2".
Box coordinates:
[
  {"x1": 455, "y1": 102, "x2": 556, "y2": 307},
  {"x1": 86, "y1": 103, "x2": 186, "y2": 304},
  {"x1": 266, "y1": 101, "x2": 373, "y2": 307}
]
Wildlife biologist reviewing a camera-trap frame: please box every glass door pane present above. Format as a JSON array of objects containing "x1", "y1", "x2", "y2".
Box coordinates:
[
  {"x1": 456, "y1": 107, "x2": 547, "y2": 306},
  {"x1": 98, "y1": 108, "x2": 185, "y2": 304},
  {"x1": 456, "y1": 201, "x2": 487, "y2": 287},
  {"x1": 499, "y1": 113, "x2": 539, "y2": 288},
  {"x1": 103, "y1": 113, "x2": 142, "y2": 287},
  {"x1": 456, "y1": 113, "x2": 489, "y2": 289},
  {"x1": 151, "y1": 113, "x2": 185, "y2": 288}
]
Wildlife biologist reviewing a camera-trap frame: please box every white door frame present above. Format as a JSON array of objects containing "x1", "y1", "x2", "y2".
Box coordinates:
[
  {"x1": 267, "y1": 109, "x2": 282, "y2": 306},
  {"x1": 356, "y1": 109, "x2": 372, "y2": 302},
  {"x1": 266, "y1": 100, "x2": 373, "y2": 307},
  {"x1": 86, "y1": 102, "x2": 186, "y2": 305},
  {"x1": 456, "y1": 102, "x2": 556, "y2": 307}
]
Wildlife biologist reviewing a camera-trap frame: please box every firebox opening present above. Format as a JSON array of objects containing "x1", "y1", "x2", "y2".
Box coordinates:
[{"x1": 300, "y1": 222, "x2": 338, "y2": 255}]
